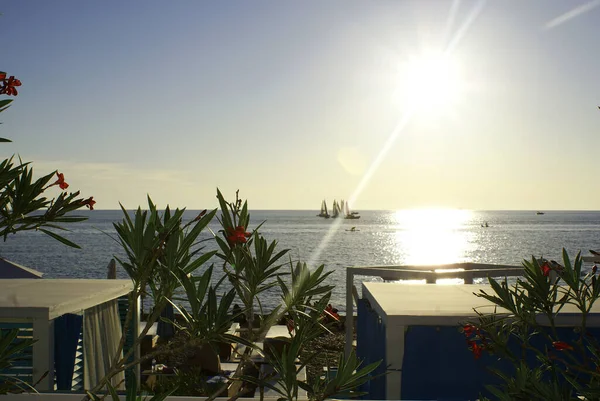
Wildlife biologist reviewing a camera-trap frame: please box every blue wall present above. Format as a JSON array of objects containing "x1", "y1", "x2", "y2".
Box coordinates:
[
  {"x1": 401, "y1": 325, "x2": 600, "y2": 399},
  {"x1": 401, "y1": 326, "x2": 508, "y2": 400},
  {"x1": 356, "y1": 299, "x2": 387, "y2": 399},
  {"x1": 356, "y1": 319, "x2": 600, "y2": 400}
]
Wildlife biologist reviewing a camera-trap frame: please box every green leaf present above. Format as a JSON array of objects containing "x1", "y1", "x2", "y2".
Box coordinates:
[
  {"x1": 216, "y1": 188, "x2": 233, "y2": 229},
  {"x1": 39, "y1": 229, "x2": 81, "y2": 249}
]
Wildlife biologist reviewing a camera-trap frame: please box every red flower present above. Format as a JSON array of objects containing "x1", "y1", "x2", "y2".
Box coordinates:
[
  {"x1": 0, "y1": 72, "x2": 5, "y2": 81},
  {"x1": 226, "y1": 226, "x2": 251, "y2": 245},
  {"x1": 540, "y1": 262, "x2": 551, "y2": 277},
  {"x1": 467, "y1": 340, "x2": 483, "y2": 359},
  {"x1": 552, "y1": 341, "x2": 573, "y2": 351},
  {"x1": 463, "y1": 324, "x2": 476, "y2": 337},
  {"x1": 0, "y1": 75, "x2": 22, "y2": 96},
  {"x1": 324, "y1": 304, "x2": 340, "y2": 322},
  {"x1": 53, "y1": 172, "x2": 69, "y2": 190},
  {"x1": 82, "y1": 197, "x2": 96, "y2": 210},
  {"x1": 286, "y1": 319, "x2": 295, "y2": 334}
]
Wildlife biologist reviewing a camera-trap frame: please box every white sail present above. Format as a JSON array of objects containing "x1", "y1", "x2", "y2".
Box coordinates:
[
  {"x1": 318, "y1": 199, "x2": 330, "y2": 218},
  {"x1": 344, "y1": 201, "x2": 360, "y2": 219},
  {"x1": 332, "y1": 200, "x2": 339, "y2": 218}
]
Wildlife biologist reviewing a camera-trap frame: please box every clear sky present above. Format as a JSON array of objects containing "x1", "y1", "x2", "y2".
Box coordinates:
[{"x1": 1, "y1": 1, "x2": 599, "y2": 210}]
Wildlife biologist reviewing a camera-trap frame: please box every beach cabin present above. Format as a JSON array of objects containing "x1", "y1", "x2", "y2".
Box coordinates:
[
  {"x1": 0, "y1": 279, "x2": 137, "y2": 393},
  {"x1": 346, "y1": 263, "x2": 526, "y2": 400},
  {"x1": 351, "y1": 269, "x2": 600, "y2": 400}
]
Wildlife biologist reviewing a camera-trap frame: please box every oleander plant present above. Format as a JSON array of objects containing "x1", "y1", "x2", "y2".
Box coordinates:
[
  {"x1": 0, "y1": 71, "x2": 95, "y2": 247},
  {"x1": 463, "y1": 250, "x2": 600, "y2": 401},
  {"x1": 0, "y1": 72, "x2": 96, "y2": 394},
  {"x1": 84, "y1": 189, "x2": 379, "y2": 400}
]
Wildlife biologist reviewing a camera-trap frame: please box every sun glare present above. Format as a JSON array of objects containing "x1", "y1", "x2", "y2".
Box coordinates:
[
  {"x1": 393, "y1": 209, "x2": 472, "y2": 265},
  {"x1": 394, "y1": 51, "x2": 463, "y2": 115}
]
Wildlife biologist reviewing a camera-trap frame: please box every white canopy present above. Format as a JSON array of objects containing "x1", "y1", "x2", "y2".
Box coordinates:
[
  {"x1": 0, "y1": 279, "x2": 132, "y2": 320},
  {"x1": 0, "y1": 279, "x2": 134, "y2": 391}
]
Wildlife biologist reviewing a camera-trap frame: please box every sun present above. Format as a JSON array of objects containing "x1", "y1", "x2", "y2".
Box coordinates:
[{"x1": 393, "y1": 51, "x2": 463, "y2": 115}]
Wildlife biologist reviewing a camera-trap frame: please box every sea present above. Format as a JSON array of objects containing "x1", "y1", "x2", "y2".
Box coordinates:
[{"x1": 1, "y1": 209, "x2": 600, "y2": 313}]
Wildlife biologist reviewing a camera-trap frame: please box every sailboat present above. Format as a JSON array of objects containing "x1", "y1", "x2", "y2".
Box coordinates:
[
  {"x1": 317, "y1": 199, "x2": 330, "y2": 218},
  {"x1": 344, "y1": 201, "x2": 360, "y2": 219},
  {"x1": 331, "y1": 200, "x2": 340, "y2": 218}
]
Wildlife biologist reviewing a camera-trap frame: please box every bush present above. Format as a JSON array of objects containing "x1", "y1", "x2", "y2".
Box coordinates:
[{"x1": 464, "y1": 250, "x2": 600, "y2": 400}]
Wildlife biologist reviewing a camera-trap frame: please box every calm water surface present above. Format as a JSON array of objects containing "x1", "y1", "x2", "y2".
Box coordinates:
[{"x1": 2, "y1": 210, "x2": 600, "y2": 312}]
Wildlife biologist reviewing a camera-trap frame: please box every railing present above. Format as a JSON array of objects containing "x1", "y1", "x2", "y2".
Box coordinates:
[{"x1": 344, "y1": 262, "x2": 524, "y2": 358}]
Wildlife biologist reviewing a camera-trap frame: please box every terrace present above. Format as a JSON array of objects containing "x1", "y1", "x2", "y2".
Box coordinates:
[{"x1": 1, "y1": 257, "x2": 599, "y2": 400}]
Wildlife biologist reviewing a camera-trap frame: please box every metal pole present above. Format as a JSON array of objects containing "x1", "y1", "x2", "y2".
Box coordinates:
[
  {"x1": 107, "y1": 259, "x2": 117, "y2": 279},
  {"x1": 345, "y1": 267, "x2": 354, "y2": 358}
]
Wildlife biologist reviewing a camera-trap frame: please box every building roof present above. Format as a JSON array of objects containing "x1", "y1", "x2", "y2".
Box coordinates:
[
  {"x1": 0, "y1": 258, "x2": 44, "y2": 279},
  {"x1": 0, "y1": 279, "x2": 133, "y2": 320},
  {"x1": 362, "y1": 282, "x2": 600, "y2": 326}
]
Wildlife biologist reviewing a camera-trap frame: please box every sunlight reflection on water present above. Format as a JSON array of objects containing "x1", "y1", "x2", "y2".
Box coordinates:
[{"x1": 391, "y1": 209, "x2": 474, "y2": 265}]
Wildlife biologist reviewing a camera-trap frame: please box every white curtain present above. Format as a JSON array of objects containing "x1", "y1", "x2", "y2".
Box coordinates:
[{"x1": 83, "y1": 299, "x2": 125, "y2": 391}]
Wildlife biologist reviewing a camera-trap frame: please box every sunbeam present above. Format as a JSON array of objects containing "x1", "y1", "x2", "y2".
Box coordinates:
[
  {"x1": 445, "y1": 0, "x2": 487, "y2": 54},
  {"x1": 544, "y1": 0, "x2": 600, "y2": 30},
  {"x1": 442, "y1": 0, "x2": 462, "y2": 48},
  {"x1": 307, "y1": 108, "x2": 415, "y2": 268}
]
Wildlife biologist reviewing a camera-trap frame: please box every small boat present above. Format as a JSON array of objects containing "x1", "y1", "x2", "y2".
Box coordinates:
[
  {"x1": 344, "y1": 201, "x2": 360, "y2": 219},
  {"x1": 317, "y1": 199, "x2": 330, "y2": 218},
  {"x1": 536, "y1": 211, "x2": 545, "y2": 215},
  {"x1": 481, "y1": 222, "x2": 489, "y2": 228},
  {"x1": 345, "y1": 226, "x2": 359, "y2": 232}
]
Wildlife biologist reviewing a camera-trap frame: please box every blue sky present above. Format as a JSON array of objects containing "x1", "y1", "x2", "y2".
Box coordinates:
[{"x1": 1, "y1": 1, "x2": 599, "y2": 210}]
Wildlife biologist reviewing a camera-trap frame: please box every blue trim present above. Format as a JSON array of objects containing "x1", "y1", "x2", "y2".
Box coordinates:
[
  {"x1": 356, "y1": 299, "x2": 386, "y2": 399},
  {"x1": 54, "y1": 313, "x2": 83, "y2": 391}
]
